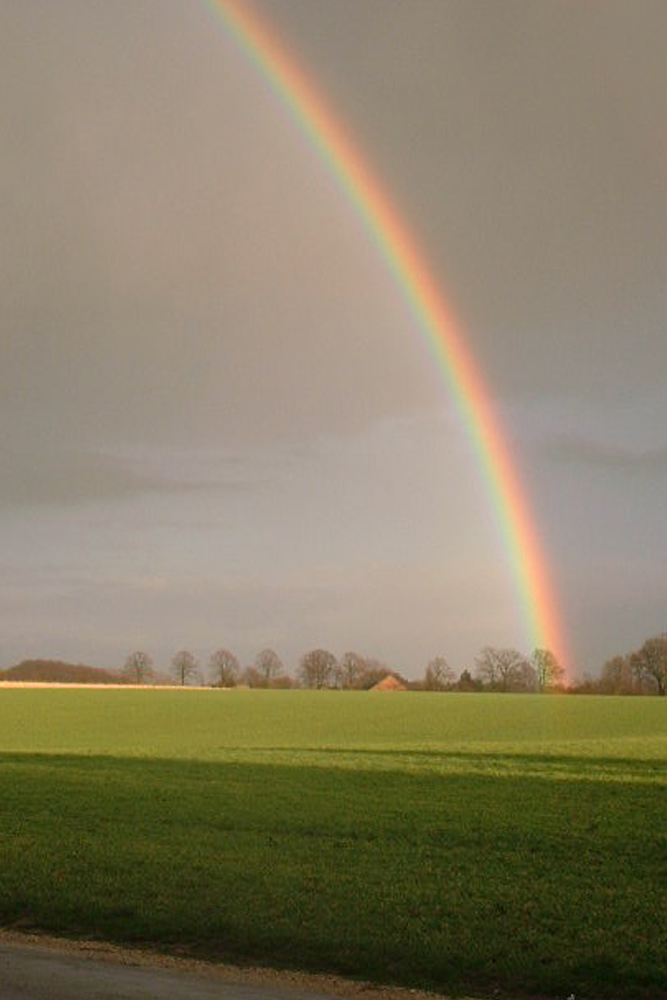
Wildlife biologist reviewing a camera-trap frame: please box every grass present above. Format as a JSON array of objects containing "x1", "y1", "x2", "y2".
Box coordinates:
[{"x1": 0, "y1": 689, "x2": 666, "y2": 998}]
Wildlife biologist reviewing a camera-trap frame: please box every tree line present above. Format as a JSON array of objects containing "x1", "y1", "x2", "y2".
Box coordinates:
[
  {"x1": 120, "y1": 644, "x2": 567, "y2": 692},
  {"x1": 123, "y1": 632, "x2": 667, "y2": 695},
  {"x1": 572, "y1": 633, "x2": 667, "y2": 696},
  {"x1": 123, "y1": 647, "x2": 396, "y2": 689},
  {"x1": 5, "y1": 633, "x2": 664, "y2": 694}
]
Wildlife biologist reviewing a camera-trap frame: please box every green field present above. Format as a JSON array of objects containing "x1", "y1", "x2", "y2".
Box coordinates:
[{"x1": 1, "y1": 689, "x2": 666, "y2": 998}]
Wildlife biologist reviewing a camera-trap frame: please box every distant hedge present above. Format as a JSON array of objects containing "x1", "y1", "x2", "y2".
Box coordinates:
[{"x1": 0, "y1": 659, "x2": 121, "y2": 684}]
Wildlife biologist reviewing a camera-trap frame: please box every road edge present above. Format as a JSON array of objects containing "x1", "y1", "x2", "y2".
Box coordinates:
[{"x1": 0, "y1": 928, "x2": 470, "y2": 1000}]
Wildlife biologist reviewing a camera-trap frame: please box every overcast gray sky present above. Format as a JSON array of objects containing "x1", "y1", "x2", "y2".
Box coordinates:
[{"x1": 2, "y1": 0, "x2": 666, "y2": 678}]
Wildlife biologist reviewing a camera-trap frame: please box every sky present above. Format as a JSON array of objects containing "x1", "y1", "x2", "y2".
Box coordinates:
[{"x1": 1, "y1": 0, "x2": 666, "y2": 679}]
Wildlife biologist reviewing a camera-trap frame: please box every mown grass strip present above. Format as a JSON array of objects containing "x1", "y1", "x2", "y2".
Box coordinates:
[{"x1": 1, "y1": 689, "x2": 666, "y2": 761}]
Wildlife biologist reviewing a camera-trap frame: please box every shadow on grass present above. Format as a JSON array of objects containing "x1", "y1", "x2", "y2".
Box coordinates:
[{"x1": 0, "y1": 752, "x2": 666, "y2": 999}]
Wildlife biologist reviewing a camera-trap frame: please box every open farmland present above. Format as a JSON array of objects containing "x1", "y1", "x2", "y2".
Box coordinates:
[{"x1": 0, "y1": 690, "x2": 666, "y2": 999}]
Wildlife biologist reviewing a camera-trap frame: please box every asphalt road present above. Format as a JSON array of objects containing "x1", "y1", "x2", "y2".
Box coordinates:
[{"x1": 0, "y1": 940, "x2": 353, "y2": 1000}]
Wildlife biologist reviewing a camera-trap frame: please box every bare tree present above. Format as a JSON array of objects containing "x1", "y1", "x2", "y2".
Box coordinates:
[
  {"x1": 631, "y1": 635, "x2": 667, "y2": 696},
  {"x1": 424, "y1": 656, "x2": 455, "y2": 691},
  {"x1": 337, "y1": 651, "x2": 367, "y2": 690},
  {"x1": 456, "y1": 668, "x2": 480, "y2": 692},
  {"x1": 171, "y1": 650, "x2": 198, "y2": 686},
  {"x1": 629, "y1": 651, "x2": 653, "y2": 694},
  {"x1": 209, "y1": 648, "x2": 239, "y2": 688},
  {"x1": 531, "y1": 648, "x2": 565, "y2": 692},
  {"x1": 599, "y1": 655, "x2": 633, "y2": 695},
  {"x1": 255, "y1": 648, "x2": 283, "y2": 687},
  {"x1": 513, "y1": 660, "x2": 539, "y2": 693},
  {"x1": 241, "y1": 665, "x2": 264, "y2": 688},
  {"x1": 299, "y1": 648, "x2": 337, "y2": 689},
  {"x1": 475, "y1": 647, "x2": 528, "y2": 692},
  {"x1": 122, "y1": 651, "x2": 155, "y2": 685}
]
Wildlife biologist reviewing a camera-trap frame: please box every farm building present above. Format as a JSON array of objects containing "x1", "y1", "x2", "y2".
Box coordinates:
[{"x1": 370, "y1": 674, "x2": 407, "y2": 692}]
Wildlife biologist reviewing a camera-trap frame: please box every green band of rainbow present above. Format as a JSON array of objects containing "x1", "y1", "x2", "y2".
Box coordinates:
[{"x1": 198, "y1": 0, "x2": 570, "y2": 675}]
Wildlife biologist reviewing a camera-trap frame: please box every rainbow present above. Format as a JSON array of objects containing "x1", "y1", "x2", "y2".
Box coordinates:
[{"x1": 198, "y1": 0, "x2": 570, "y2": 676}]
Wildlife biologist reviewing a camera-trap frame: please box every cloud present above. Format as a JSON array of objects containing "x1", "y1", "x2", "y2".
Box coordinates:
[
  {"x1": 0, "y1": 446, "x2": 285, "y2": 508},
  {"x1": 543, "y1": 434, "x2": 667, "y2": 474},
  {"x1": 0, "y1": 450, "x2": 156, "y2": 507}
]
